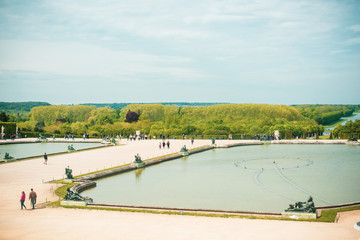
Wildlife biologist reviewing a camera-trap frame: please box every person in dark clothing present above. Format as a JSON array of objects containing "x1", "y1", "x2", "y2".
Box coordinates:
[
  {"x1": 29, "y1": 188, "x2": 37, "y2": 209},
  {"x1": 43, "y1": 153, "x2": 48, "y2": 165}
]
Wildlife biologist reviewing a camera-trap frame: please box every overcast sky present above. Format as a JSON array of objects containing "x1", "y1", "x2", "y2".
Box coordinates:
[{"x1": 0, "y1": 0, "x2": 359, "y2": 105}]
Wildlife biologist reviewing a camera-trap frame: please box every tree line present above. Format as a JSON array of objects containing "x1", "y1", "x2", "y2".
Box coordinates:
[
  {"x1": 293, "y1": 104, "x2": 358, "y2": 125},
  {"x1": 2, "y1": 102, "x2": 358, "y2": 139},
  {"x1": 12, "y1": 103, "x2": 324, "y2": 139},
  {"x1": 332, "y1": 120, "x2": 360, "y2": 139}
]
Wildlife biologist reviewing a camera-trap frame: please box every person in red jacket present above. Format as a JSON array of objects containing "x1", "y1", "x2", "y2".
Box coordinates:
[{"x1": 20, "y1": 191, "x2": 26, "y2": 210}]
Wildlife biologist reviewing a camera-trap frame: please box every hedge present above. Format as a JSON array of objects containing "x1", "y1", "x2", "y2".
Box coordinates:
[{"x1": 0, "y1": 122, "x2": 17, "y2": 136}]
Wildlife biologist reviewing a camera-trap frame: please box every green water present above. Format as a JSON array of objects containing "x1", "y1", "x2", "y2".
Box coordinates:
[
  {"x1": 0, "y1": 142, "x2": 101, "y2": 159},
  {"x1": 83, "y1": 145, "x2": 360, "y2": 212}
]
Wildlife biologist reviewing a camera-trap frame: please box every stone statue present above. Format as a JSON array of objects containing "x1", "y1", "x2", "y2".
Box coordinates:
[
  {"x1": 285, "y1": 196, "x2": 316, "y2": 213},
  {"x1": 65, "y1": 166, "x2": 74, "y2": 179},
  {"x1": 1, "y1": 126, "x2": 4, "y2": 139},
  {"x1": 134, "y1": 153, "x2": 142, "y2": 163}
]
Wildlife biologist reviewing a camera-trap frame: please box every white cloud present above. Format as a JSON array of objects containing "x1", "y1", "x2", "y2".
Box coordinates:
[
  {"x1": 329, "y1": 50, "x2": 349, "y2": 55},
  {"x1": 47, "y1": 1, "x2": 217, "y2": 41},
  {"x1": 280, "y1": 21, "x2": 302, "y2": 28},
  {"x1": 1, "y1": 0, "x2": 359, "y2": 104},
  {"x1": 349, "y1": 25, "x2": 360, "y2": 32},
  {"x1": 183, "y1": 14, "x2": 256, "y2": 24},
  {"x1": 343, "y1": 38, "x2": 360, "y2": 45},
  {"x1": 0, "y1": 40, "x2": 206, "y2": 80}
]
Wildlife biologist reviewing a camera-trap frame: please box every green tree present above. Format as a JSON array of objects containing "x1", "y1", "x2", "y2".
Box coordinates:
[
  {"x1": 87, "y1": 107, "x2": 114, "y2": 125},
  {"x1": 0, "y1": 112, "x2": 9, "y2": 122}
]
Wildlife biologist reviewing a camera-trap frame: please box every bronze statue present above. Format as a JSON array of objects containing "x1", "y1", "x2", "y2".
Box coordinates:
[
  {"x1": 132, "y1": 153, "x2": 145, "y2": 168},
  {"x1": 38, "y1": 134, "x2": 47, "y2": 140},
  {"x1": 180, "y1": 145, "x2": 189, "y2": 156},
  {"x1": 180, "y1": 145, "x2": 188, "y2": 152},
  {"x1": 64, "y1": 187, "x2": 92, "y2": 203},
  {"x1": 110, "y1": 138, "x2": 117, "y2": 145},
  {"x1": 4, "y1": 152, "x2": 14, "y2": 160},
  {"x1": 285, "y1": 196, "x2": 316, "y2": 213},
  {"x1": 68, "y1": 144, "x2": 76, "y2": 151},
  {"x1": 134, "y1": 153, "x2": 142, "y2": 163},
  {"x1": 65, "y1": 166, "x2": 74, "y2": 179}
]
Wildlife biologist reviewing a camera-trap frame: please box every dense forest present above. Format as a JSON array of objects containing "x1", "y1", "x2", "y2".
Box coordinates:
[
  {"x1": 332, "y1": 120, "x2": 360, "y2": 139},
  {"x1": 1, "y1": 102, "x2": 358, "y2": 139},
  {"x1": 11, "y1": 103, "x2": 322, "y2": 139},
  {"x1": 293, "y1": 104, "x2": 358, "y2": 125},
  {"x1": 0, "y1": 102, "x2": 50, "y2": 114},
  {"x1": 0, "y1": 102, "x2": 51, "y2": 122}
]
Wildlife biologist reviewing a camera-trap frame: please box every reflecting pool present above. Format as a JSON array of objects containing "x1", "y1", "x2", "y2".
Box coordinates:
[
  {"x1": 0, "y1": 142, "x2": 101, "y2": 159},
  {"x1": 83, "y1": 145, "x2": 360, "y2": 213},
  {"x1": 325, "y1": 112, "x2": 360, "y2": 131}
]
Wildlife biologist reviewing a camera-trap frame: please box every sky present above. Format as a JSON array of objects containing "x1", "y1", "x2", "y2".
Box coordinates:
[{"x1": 0, "y1": 0, "x2": 359, "y2": 105}]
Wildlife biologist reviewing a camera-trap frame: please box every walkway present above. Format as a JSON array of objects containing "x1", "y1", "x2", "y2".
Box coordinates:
[{"x1": 0, "y1": 139, "x2": 358, "y2": 240}]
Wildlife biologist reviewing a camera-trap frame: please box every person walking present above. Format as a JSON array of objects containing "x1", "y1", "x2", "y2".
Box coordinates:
[
  {"x1": 43, "y1": 153, "x2": 48, "y2": 165},
  {"x1": 20, "y1": 191, "x2": 26, "y2": 210},
  {"x1": 29, "y1": 188, "x2": 37, "y2": 209}
]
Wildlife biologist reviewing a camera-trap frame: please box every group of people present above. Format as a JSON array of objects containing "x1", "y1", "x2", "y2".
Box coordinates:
[
  {"x1": 159, "y1": 140, "x2": 170, "y2": 149},
  {"x1": 20, "y1": 188, "x2": 37, "y2": 210},
  {"x1": 0, "y1": 134, "x2": 18, "y2": 140},
  {"x1": 64, "y1": 134, "x2": 75, "y2": 140}
]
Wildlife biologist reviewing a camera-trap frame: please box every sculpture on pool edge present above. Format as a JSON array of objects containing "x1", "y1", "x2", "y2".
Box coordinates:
[
  {"x1": 180, "y1": 145, "x2": 189, "y2": 156},
  {"x1": 285, "y1": 196, "x2": 316, "y2": 213},
  {"x1": 348, "y1": 136, "x2": 358, "y2": 142},
  {"x1": 64, "y1": 187, "x2": 93, "y2": 203},
  {"x1": 65, "y1": 166, "x2": 74, "y2": 179},
  {"x1": 3, "y1": 152, "x2": 14, "y2": 160},
  {"x1": 110, "y1": 138, "x2": 117, "y2": 145},
  {"x1": 180, "y1": 145, "x2": 188, "y2": 153},
  {"x1": 38, "y1": 134, "x2": 47, "y2": 140},
  {"x1": 134, "y1": 153, "x2": 142, "y2": 163},
  {"x1": 68, "y1": 144, "x2": 76, "y2": 152},
  {"x1": 133, "y1": 153, "x2": 145, "y2": 168}
]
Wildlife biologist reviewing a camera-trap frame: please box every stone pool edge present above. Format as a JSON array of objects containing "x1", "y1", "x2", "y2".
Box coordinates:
[{"x1": 58, "y1": 140, "x2": 360, "y2": 219}]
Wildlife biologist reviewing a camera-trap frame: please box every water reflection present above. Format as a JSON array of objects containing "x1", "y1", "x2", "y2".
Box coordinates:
[{"x1": 134, "y1": 168, "x2": 145, "y2": 181}]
